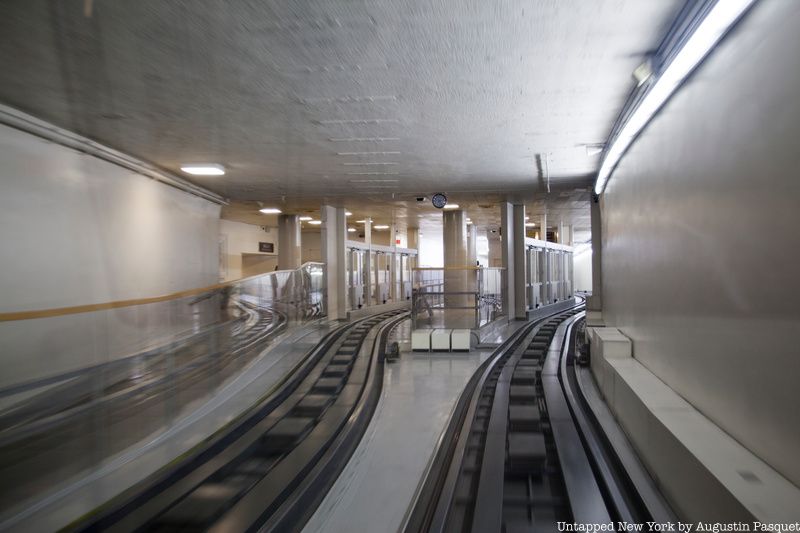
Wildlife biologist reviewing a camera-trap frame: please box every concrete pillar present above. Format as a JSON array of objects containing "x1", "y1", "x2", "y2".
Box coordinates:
[
  {"x1": 443, "y1": 209, "x2": 467, "y2": 309},
  {"x1": 488, "y1": 232, "x2": 502, "y2": 267},
  {"x1": 501, "y1": 202, "x2": 515, "y2": 319},
  {"x1": 589, "y1": 197, "x2": 603, "y2": 311},
  {"x1": 321, "y1": 205, "x2": 347, "y2": 320},
  {"x1": 363, "y1": 218, "x2": 372, "y2": 306},
  {"x1": 407, "y1": 227, "x2": 419, "y2": 250},
  {"x1": 539, "y1": 213, "x2": 548, "y2": 242},
  {"x1": 466, "y1": 223, "x2": 477, "y2": 266},
  {"x1": 513, "y1": 204, "x2": 526, "y2": 316},
  {"x1": 278, "y1": 215, "x2": 301, "y2": 270},
  {"x1": 563, "y1": 224, "x2": 573, "y2": 246}
]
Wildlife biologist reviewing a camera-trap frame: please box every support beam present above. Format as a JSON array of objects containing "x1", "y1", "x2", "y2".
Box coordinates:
[
  {"x1": 277, "y1": 215, "x2": 301, "y2": 270},
  {"x1": 500, "y1": 202, "x2": 515, "y2": 319},
  {"x1": 589, "y1": 197, "x2": 603, "y2": 311},
  {"x1": 466, "y1": 223, "x2": 477, "y2": 267},
  {"x1": 513, "y1": 204, "x2": 526, "y2": 316},
  {"x1": 407, "y1": 227, "x2": 419, "y2": 250},
  {"x1": 443, "y1": 209, "x2": 468, "y2": 308},
  {"x1": 363, "y1": 217, "x2": 372, "y2": 306},
  {"x1": 321, "y1": 206, "x2": 347, "y2": 320}
]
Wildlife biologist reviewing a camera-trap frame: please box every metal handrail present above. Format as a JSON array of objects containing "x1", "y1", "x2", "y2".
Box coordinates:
[{"x1": 0, "y1": 262, "x2": 325, "y2": 321}]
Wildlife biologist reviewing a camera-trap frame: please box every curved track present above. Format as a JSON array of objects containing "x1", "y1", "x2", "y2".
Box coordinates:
[
  {"x1": 74, "y1": 309, "x2": 407, "y2": 532},
  {"x1": 405, "y1": 300, "x2": 661, "y2": 532}
]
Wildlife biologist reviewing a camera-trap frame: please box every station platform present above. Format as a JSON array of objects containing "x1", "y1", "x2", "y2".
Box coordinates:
[{"x1": 304, "y1": 318, "x2": 526, "y2": 533}]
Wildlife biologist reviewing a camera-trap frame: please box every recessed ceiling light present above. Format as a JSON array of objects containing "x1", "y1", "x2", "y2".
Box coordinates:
[
  {"x1": 443, "y1": 204, "x2": 460, "y2": 209},
  {"x1": 525, "y1": 222, "x2": 537, "y2": 227},
  {"x1": 374, "y1": 225, "x2": 390, "y2": 230},
  {"x1": 345, "y1": 211, "x2": 353, "y2": 216},
  {"x1": 259, "y1": 208, "x2": 282, "y2": 214},
  {"x1": 308, "y1": 220, "x2": 322, "y2": 225},
  {"x1": 347, "y1": 227, "x2": 356, "y2": 232},
  {"x1": 180, "y1": 163, "x2": 225, "y2": 176},
  {"x1": 299, "y1": 216, "x2": 313, "y2": 221},
  {"x1": 356, "y1": 219, "x2": 367, "y2": 223}
]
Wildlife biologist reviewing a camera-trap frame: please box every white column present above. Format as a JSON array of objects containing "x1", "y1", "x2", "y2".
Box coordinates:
[
  {"x1": 443, "y1": 209, "x2": 467, "y2": 308},
  {"x1": 488, "y1": 231, "x2": 502, "y2": 267},
  {"x1": 539, "y1": 213, "x2": 548, "y2": 242},
  {"x1": 466, "y1": 223, "x2": 477, "y2": 266},
  {"x1": 501, "y1": 202, "x2": 515, "y2": 319},
  {"x1": 278, "y1": 214, "x2": 301, "y2": 270},
  {"x1": 363, "y1": 218, "x2": 372, "y2": 306},
  {"x1": 321, "y1": 205, "x2": 347, "y2": 320},
  {"x1": 513, "y1": 204, "x2": 526, "y2": 317},
  {"x1": 407, "y1": 227, "x2": 419, "y2": 250}
]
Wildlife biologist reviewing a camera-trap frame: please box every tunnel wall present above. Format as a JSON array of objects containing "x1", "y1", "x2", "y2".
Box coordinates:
[
  {"x1": 600, "y1": 1, "x2": 800, "y2": 488},
  {"x1": 0, "y1": 122, "x2": 221, "y2": 386},
  {"x1": 0, "y1": 122, "x2": 221, "y2": 312}
]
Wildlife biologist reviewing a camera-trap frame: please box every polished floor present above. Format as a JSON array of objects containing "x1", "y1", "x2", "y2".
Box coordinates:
[{"x1": 303, "y1": 320, "x2": 520, "y2": 533}]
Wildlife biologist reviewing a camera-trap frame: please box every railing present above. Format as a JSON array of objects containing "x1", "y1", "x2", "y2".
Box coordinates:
[
  {"x1": 0, "y1": 262, "x2": 324, "y2": 516},
  {"x1": 411, "y1": 267, "x2": 505, "y2": 330}
]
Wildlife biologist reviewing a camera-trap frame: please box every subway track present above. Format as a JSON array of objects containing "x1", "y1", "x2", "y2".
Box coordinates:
[
  {"x1": 405, "y1": 300, "x2": 658, "y2": 533},
  {"x1": 74, "y1": 309, "x2": 408, "y2": 533},
  {"x1": 0, "y1": 302, "x2": 288, "y2": 512}
]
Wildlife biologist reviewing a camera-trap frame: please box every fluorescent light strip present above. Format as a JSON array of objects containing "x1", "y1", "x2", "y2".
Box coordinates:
[
  {"x1": 347, "y1": 172, "x2": 399, "y2": 176},
  {"x1": 319, "y1": 119, "x2": 399, "y2": 124},
  {"x1": 180, "y1": 163, "x2": 225, "y2": 176},
  {"x1": 336, "y1": 151, "x2": 402, "y2": 156},
  {"x1": 342, "y1": 162, "x2": 398, "y2": 166},
  {"x1": 329, "y1": 137, "x2": 400, "y2": 142},
  {"x1": 594, "y1": 0, "x2": 756, "y2": 195}
]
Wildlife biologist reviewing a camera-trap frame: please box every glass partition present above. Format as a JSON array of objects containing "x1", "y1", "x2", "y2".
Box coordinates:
[
  {"x1": 0, "y1": 262, "x2": 324, "y2": 516},
  {"x1": 411, "y1": 267, "x2": 505, "y2": 330}
]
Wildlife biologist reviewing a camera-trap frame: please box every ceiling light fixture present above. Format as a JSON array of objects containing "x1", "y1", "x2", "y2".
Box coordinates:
[
  {"x1": 345, "y1": 211, "x2": 353, "y2": 216},
  {"x1": 356, "y1": 219, "x2": 367, "y2": 223},
  {"x1": 180, "y1": 163, "x2": 225, "y2": 176},
  {"x1": 308, "y1": 220, "x2": 322, "y2": 225},
  {"x1": 443, "y1": 204, "x2": 460, "y2": 210},
  {"x1": 594, "y1": 0, "x2": 756, "y2": 195},
  {"x1": 347, "y1": 227, "x2": 356, "y2": 233},
  {"x1": 299, "y1": 216, "x2": 313, "y2": 221},
  {"x1": 525, "y1": 222, "x2": 537, "y2": 227},
  {"x1": 259, "y1": 208, "x2": 282, "y2": 214},
  {"x1": 374, "y1": 225, "x2": 390, "y2": 230}
]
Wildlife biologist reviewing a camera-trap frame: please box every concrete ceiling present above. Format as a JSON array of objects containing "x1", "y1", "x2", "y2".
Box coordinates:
[{"x1": 0, "y1": 0, "x2": 684, "y2": 233}]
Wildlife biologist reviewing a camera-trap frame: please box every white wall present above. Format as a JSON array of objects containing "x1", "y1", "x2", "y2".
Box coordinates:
[
  {"x1": 600, "y1": 1, "x2": 800, "y2": 488},
  {"x1": 219, "y1": 219, "x2": 278, "y2": 281},
  {"x1": 0, "y1": 123, "x2": 220, "y2": 311},
  {"x1": 418, "y1": 228, "x2": 443, "y2": 267},
  {"x1": 573, "y1": 249, "x2": 592, "y2": 292},
  {"x1": 0, "y1": 122, "x2": 221, "y2": 385}
]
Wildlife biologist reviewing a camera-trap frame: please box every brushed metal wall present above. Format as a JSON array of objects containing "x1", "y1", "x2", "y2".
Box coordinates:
[{"x1": 601, "y1": 0, "x2": 800, "y2": 487}]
